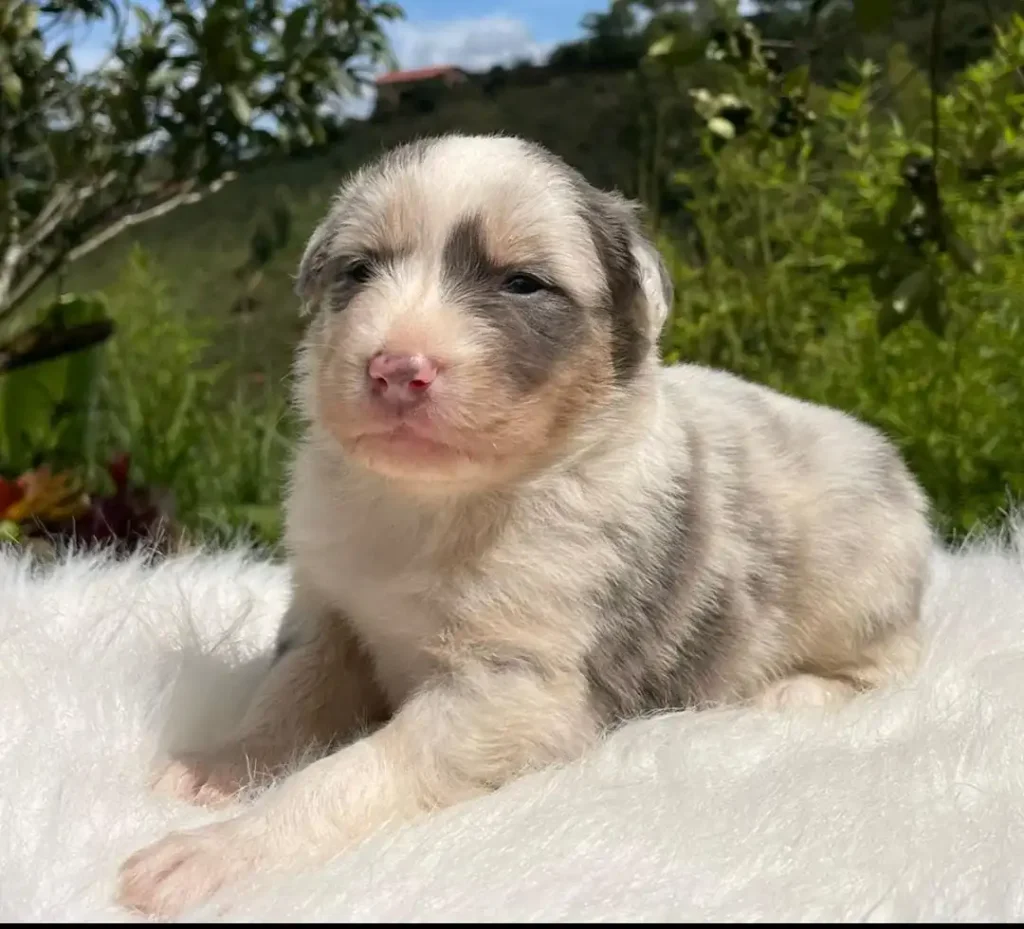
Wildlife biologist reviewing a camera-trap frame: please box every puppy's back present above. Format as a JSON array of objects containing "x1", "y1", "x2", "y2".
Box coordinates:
[{"x1": 655, "y1": 362, "x2": 931, "y2": 687}]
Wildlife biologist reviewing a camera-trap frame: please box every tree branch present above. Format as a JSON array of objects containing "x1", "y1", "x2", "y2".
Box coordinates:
[
  {"x1": 0, "y1": 100, "x2": 22, "y2": 316},
  {"x1": 0, "y1": 228, "x2": 22, "y2": 321},
  {"x1": 65, "y1": 169, "x2": 238, "y2": 264},
  {"x1": 21, "y1": 181, "x2": 93, "y2": 255},
  {"x1": 2, "y1": 251, "x2": 73, "y2": 324},
  {"x1": 0, "y1": 171, "x2": 120, "y2": 323},
  {"x1": 1, "y1": 170, "x2": 238, "y2": 320}
]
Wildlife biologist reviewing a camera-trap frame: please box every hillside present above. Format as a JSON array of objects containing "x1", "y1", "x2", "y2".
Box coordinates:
[
  {"x1": 45, "y1": 0, "x2": 1019, "y2": 393},
  {"x1": 59, "y1": 68, "x2": 644, "y2": 391}
]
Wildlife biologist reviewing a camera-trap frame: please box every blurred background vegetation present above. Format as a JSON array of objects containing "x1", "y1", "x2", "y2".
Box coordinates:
[{"x1": 0, "y1": 0, "x2": 1021, "y2": 554}]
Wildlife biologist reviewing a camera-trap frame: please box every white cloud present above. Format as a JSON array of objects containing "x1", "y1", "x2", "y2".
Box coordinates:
[{"x1": 387, "y1": 16, "x2": 554, "y2": 74}]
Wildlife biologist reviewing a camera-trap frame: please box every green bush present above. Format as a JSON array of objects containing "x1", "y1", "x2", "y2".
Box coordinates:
[
  {"x1": 90, "y1": 247, "x2": 294, "y2": 547},
  {"x1": 654, "y1": 17, "x2": 1024, "y2": 539}
]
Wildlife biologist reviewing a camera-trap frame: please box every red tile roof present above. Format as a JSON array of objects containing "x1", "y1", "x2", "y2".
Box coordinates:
[{"x1": 375, "y1": 65, "x2": 465, "y2": 86}]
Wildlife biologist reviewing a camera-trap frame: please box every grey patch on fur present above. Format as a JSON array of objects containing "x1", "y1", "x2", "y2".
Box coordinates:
[
  {"x1": 294, "y1": 223, "x2": 332, "y2": 306},
  {"x1": 575, "y1": 189, "x2": 649, "y2": 382},
  {"x1": 479, "y1": 650, "x2": 553, "y2": 679},
  {"x1": 441, "y1": 213, "x2": 585, "y2": 389},
  {"x1": 584, "y1": 424, "x2": 739, "y2": 725},
  {"x1": 741, "y1": 391, "x2": 797, "y2": 458},
  {"x1": 298, "y1": 238, "x2": 409, "y2": 315},
  {"x1": 715, "y1": 429, "x2": 799, "y2": 612},
  {"x1": 294, "y1": 139, "x2": 433, "y2": 308},
  {"x1": 528, "y1": 139, "x2": 669, "y2": 374},
  {"x1": 272, "y1": 631, "x2": 298, "y2": 665},
  {"x1": 449, "y1": 135, "x2": 654, "y2": 383}
]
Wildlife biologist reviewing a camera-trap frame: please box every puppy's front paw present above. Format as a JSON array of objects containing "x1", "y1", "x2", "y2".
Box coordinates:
[
  {"x1": 117, "y1": 822, "x2": 253, "y2": 918},
  {"x1": 151, "y1": 739, "x2": 286, "y2": 807},
  {"x1": 151, "y1": 752, "x2": 253, "y2": 807}
]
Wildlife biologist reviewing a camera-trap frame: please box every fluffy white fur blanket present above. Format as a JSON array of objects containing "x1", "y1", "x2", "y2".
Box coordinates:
[{"x1": 2, "y1": 525, "x2": 1024, "y2": 922}]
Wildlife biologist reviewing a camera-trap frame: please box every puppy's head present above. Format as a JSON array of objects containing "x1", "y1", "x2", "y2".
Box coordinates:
[{"x1": 294, "y1": 134, "x2": 672, "y2": 494}]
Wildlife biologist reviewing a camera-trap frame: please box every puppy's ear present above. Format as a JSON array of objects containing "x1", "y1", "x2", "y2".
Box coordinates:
[
  {"x1": 294, "y1": 218, "x2": 335, "y2": 315},
  {"x1": 627, "y1": 216, "x2": 673, "y2": 341},
  {"x1": 581, "y1": 189, "x2": 673, "y2": 377}
]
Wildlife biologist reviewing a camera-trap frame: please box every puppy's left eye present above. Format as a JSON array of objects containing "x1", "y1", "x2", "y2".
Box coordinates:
[
  {"x1": 345, "y1": 260, "x2": 374, "y2": 285},
  {"x1": 502, "y1": 273, "x2": 546, "y2": 296}
]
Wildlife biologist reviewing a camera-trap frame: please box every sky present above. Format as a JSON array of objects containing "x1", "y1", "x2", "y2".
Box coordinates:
[
  {"x1": 65, "y1": 1, "x2": 603, "y2": 75},
  {"x1": 386, "y1": 1, "x2": 601, "y2": 70}
]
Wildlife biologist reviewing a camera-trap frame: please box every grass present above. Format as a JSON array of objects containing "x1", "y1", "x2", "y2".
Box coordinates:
[{"x1": 86, "y1": 248, "x2": 296, "y2": 549}]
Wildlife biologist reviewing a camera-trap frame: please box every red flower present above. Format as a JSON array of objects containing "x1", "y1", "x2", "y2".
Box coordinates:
[{"x1": 0, "y1": 478, "x2": 25, "y2": 519}]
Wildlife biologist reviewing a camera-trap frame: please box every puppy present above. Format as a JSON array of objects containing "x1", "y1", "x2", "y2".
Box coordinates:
[{"x1": 117, "y1": 134, "x2": 932, "y2": 917}]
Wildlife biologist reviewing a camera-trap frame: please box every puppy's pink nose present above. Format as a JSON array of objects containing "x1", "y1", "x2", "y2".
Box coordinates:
[{"x1": 367, "y1": 352, "x2": 438, "y2": 404}]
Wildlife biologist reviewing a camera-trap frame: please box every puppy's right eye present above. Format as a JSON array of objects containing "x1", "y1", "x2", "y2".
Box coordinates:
[
  {"x1": 502, "y1": 273, "x2": 546, "y2": 296},
  {"x1": 344, "y1": 261, "x2": 373, "y2": 285}
]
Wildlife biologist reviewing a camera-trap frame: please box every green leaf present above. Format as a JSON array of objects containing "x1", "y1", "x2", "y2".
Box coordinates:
[
  {"x1": 877, "y1": 301, "x2": 908, "y2": 339},
  {"x1": 163, "y1": 371, "x2": 197, "y2": 452},
  {"x1": 648, "y1": 35, "x2": 676, "y2": 58},
  {"x1": 783, "y1": 65, "x2": 810, "y2": 95},
  {"x1": 648, "y1": 30, "x2": 705, "y2": 67},
  {"x1": 225, "y1": 85, "x2": 252, "y2": 125},
  {"x1": 374, "y1": 2, "x2": 405, "y2": 19},
  {"x1": 150, "y1": 67, "x2": 188, "y2": 89},
  {"x1": 0, "y1": 356, "x2": 65, "y2": 467},
  {"x1": 884, "y1": 187, "x2": 916, "y2": 235},
  {"x1": 854, "y1": 0, "x2": 894, "y2": 33},
  {"x1": 133, "y1": 2, "x2": 155, "y2": 32},
  {"x1": 55, "y1": 295, "x2": 108, "y2": 461},
  {"x1": 920, "y1": 276, "x2": 948, "y2": 337},
  {"x1": 282, "y1": 5, "x2": 312, "y2": 52},
  {"x1": 891, "y1": 268, "x2": 930, "y2": 316},
  {"x1": 837, "y1": 261, "x2": 879, "y2": 277},
  {"x1": 52, "y1": 292, "x2": 110, "y2": 328},
  {"x1": 878, "y1": 267, "x2": 928, "y2": 337},
  {"x1": 708, "y1": 117, "x2": 736, "y2": 139},
  {"x1": 948, "y1": 234, "x2": 982, "y2": 275},
  {"x1": 0, "y1": 294, "x2": 111, "y2": 468},
  {"x1": 1, "y1": 70, "x2": 23, "y2": 106},
  {"x1": 308, "y1": 118, "x2": 327, "y2": 146}
]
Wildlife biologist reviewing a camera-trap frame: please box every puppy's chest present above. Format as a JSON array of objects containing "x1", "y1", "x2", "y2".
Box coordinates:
[
  {"x1": 296, "y1": 481, "x2": 615, "y2": 702},
  {"x1": 299, "y1": 508, "x2": 476, "y2": 700}
]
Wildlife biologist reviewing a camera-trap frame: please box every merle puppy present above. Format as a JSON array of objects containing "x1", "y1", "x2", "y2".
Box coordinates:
[{"x1": 118, "y1": 134, "x2": 932, "y2": 917}]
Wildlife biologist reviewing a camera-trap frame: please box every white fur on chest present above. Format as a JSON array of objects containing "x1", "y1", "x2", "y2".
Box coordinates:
[{"x1": 287, "y1": 448, "x2": 452, "y2": 704}]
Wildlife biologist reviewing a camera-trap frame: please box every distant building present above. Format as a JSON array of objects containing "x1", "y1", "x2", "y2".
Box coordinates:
[{"x1": 374, "y1": 65, "x2": 469, "y2": 113}]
